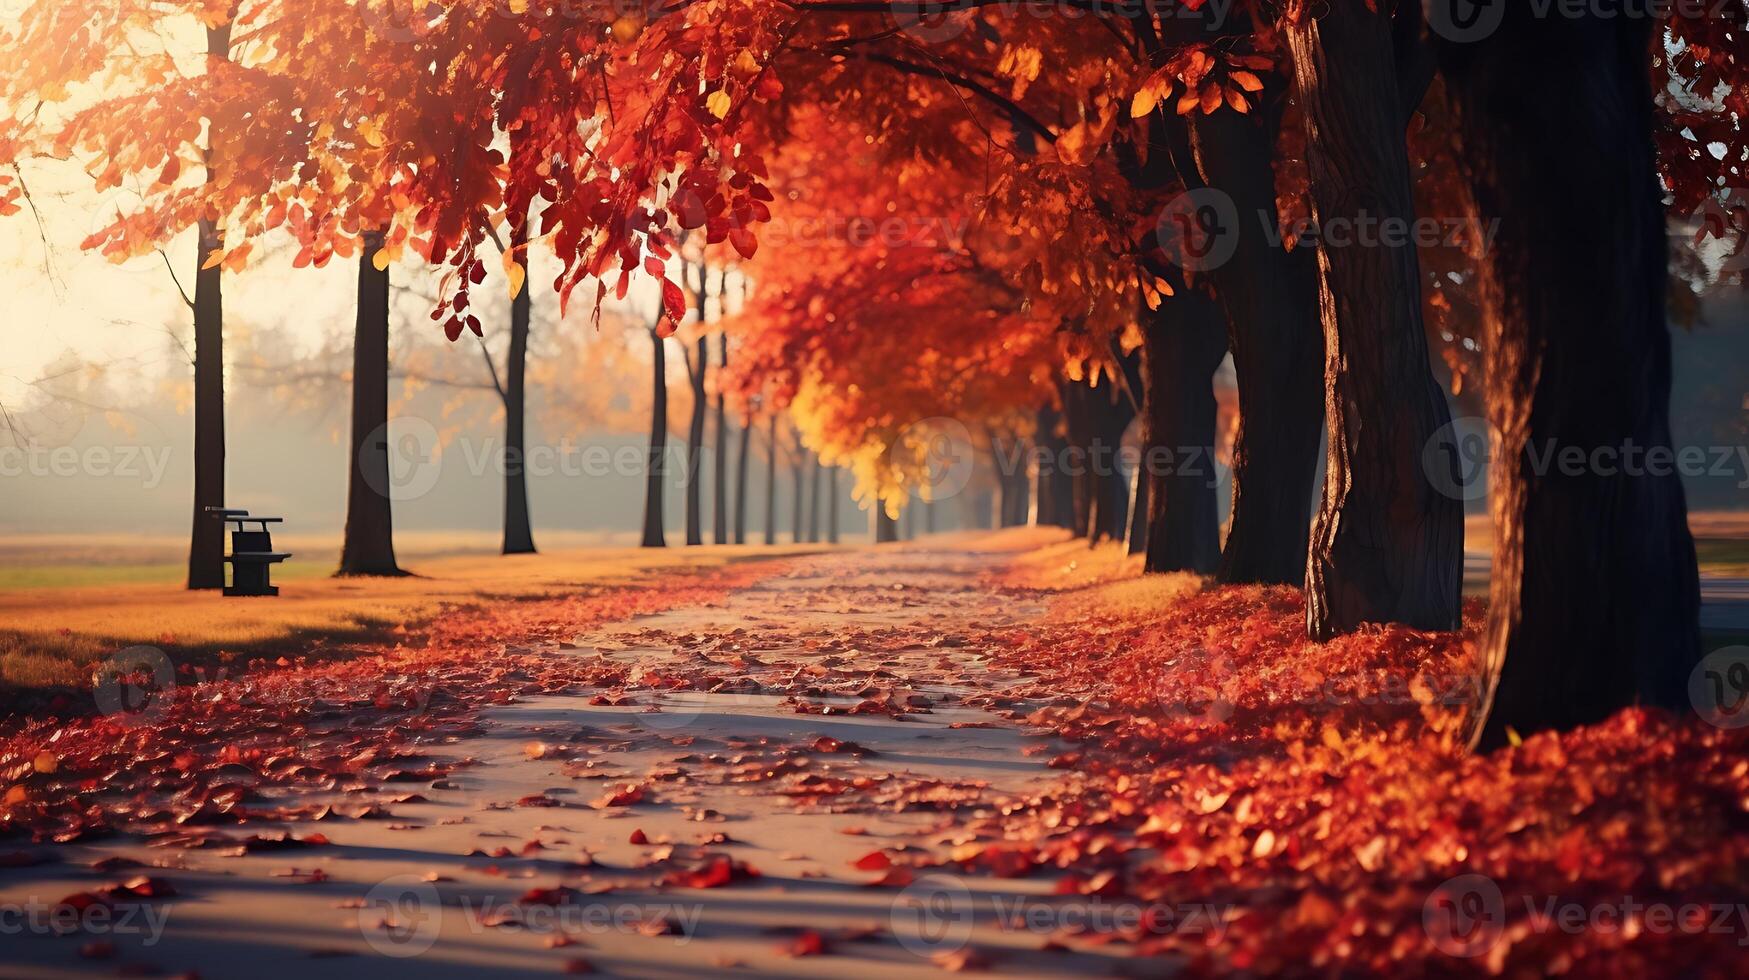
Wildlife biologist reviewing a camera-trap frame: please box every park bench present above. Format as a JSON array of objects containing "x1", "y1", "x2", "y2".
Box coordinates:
[{"x1": 207, "y1": 507, "x2": 292, "y2": 597}]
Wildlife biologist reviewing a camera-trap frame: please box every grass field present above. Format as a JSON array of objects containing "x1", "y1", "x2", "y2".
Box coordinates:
[{"x1": 0, "y1": 531, "x2": 825, "y2": 695}]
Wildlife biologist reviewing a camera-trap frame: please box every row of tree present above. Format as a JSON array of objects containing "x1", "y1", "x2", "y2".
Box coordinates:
[{"x1": 3, "y1": 1, "x2": 1743, "y2": 750}]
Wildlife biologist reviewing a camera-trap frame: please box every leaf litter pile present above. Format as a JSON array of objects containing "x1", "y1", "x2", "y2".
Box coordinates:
[{"x1": 0, "y1": 543, "x2": 1745, "y2": 978}]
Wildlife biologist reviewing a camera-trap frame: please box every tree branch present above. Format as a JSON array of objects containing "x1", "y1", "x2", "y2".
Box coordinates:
[{"x1": 862, "y1": 53, "x2": 1057, "y2": 146}]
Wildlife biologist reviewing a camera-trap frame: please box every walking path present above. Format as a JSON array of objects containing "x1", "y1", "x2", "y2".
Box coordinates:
[{"x1": 0, "y1": 544, "x2": 1146, "y2": 978}]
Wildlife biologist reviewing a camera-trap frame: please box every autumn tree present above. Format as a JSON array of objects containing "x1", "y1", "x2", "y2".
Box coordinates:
[{"x1": 1432, "y1": 5, "x2": 1743, "y2": 745}]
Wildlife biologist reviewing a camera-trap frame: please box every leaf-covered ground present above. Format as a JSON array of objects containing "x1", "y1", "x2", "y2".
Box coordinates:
[{"x1": 0, "y1": 532, "x2": 1744, "y2": 978}]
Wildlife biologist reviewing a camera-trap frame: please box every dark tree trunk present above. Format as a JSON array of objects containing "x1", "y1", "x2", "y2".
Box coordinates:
[
  {"x1": 874, "y1": 504, "x2": 898, "y2": 543},
  {"x1": 186, "y1": 22, "x2": 232, "y2": 591},
  {"x1": 827, "y1": 466, "x2": 840, "y2": 544},
  {"x1": 1140, "y1": 295, "x2": 1228, "y2": 574},
  {"x1": 188, "y1": 222, "x2": 227, "y2": 589},
  {"x1": 641, "y1": 329, "x2": 668, "y2": 548},
  {"x1": 1081, "y1": 374, "x2": 1134, "y2": 546},
  {"x1": 763, "y1": 415, "x2": 777, "y2": 545},
  {"x1": 1286, "y1": 0, "x2": 1462, "y2": 638},
  {"x1": 684, "y1": 336, "x2": 706, "y2": 546},
  {"x1": 1438, "y1": 13, "x2": 1700, "y2": 748},
  {"x1": 997, "y1": 438, "x2": 1031, "y2": 527},
  {"x1": 713, "y1": 334, "x2": 729, "y2": 545},
  {"x1": 970, "y1": 488, "x2": 994, "y2": 530},
  {"x1": 1032, "y1": 405, "x2": 1075, "y2": 528},
  {"x1": 791, "y1": 448, "x2": 805, "y2": 544},
  {"x1": 902, "y1": 503, "x2": 916, "y2": 541},
  {"x1": 733, "y1": 405, "x2": 751, "y2": 544},
  {"x1": 1061, "y1": 383, "x2": 1095, "y2": 539},
  {"x1": 501, "y1": 214, "x2": 536, "y2": 556},
  {"x1": 1189, "y1": 108, "x2": 1325, "y2": 585},
  {"x1": 806, "y1": 453, "x2": 821, "y2": 542},
  {"x1": 1126, "y1": 464, "x2": 1149, "y2": 556},
  {"x1": 338, "y1": 233, "x2": 405, "y2": 577}
]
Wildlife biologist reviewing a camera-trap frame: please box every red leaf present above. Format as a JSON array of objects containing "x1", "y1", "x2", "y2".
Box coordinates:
[
  {"x1": 783, "y1": 929, "x2": 827, "y2": 957},
  {"x1": 851, "y1": 850, "x2": 892, "y2": 871},
  {"x1": 661, "y1": 278, "x2": 686, "y2": 323}
]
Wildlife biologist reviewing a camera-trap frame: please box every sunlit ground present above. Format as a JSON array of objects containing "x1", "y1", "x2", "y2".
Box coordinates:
[{"x1": 0, "y1": 533, "x2": 830, "y2": 693}]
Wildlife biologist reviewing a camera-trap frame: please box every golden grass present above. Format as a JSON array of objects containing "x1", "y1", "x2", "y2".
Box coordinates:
[
  {"x1": 990, "y1": 532, "x2": 1151, "y2": 593},
  {"x1": 0, "y1": 539, "x2": 827, "y2": 692}
]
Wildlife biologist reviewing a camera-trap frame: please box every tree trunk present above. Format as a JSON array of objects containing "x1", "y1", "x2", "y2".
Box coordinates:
[
  {"x1": 337, "y1": 233, "x2": 405, "y2": 577},
  {"x1": 763, "y1": 415, "x2": 777, "y2": 545},
  {"x1": 902, "y1": 503, "x2": 916, "y2": 540},
  {"x1": 1189, "y1": 108, "x2": 1324, "y2": 585},
  {"x1": 501, "y1": 214, "x2": 536, "y2": 556},
  {"x1": 827, "y1": 466, "x2": 840, "y2": 544},
  {"x1": 1032, "y1": 405, "x2": 1075, "y2": 528},
  {"x1": 1286, "y1": 0, "x2": 1462, "y2": 638},
  {"x1": 186, "y1": 22, "x2": 232, "y2": 591},
  {"x1": 997, "y1": 439, "x2": 1031, "y2": 527},
  {"x1": 1061, "y1": 383, "x2": 1095, "y2": 538},
  {"x1": 1141, "y1": 295, "x2": 1228, "y2": 574},
  {"x1": 641, "y1": 329, "x2": 668, "y2": 548},
  {"x1": 1082, "y1": 374, "x2": 1134, "y2": 546},
  {"x1": 1126, "y1": 464, "x2": 1149, "y2": 556},
  {"x1": 791, "y1": 448, "x2": 805, "y2": 544},
  {"x1": 806, "y1": 453, "x2": 821, "y2": 542},
  {"x1": 734, "y1": 406, "x2": 751, "y2": 544},
  {"x1": 1438, "y1": 13, "x2": 1700, "y2": 748},
  {"x1": 713, "y1": 334, "x2": 729, "y2": 545},
  {"x1": 684, "y1": 336, "x2": 706, "y2": 546},
  {"x1": 874, "y1": 503, "x2": 898, "y2": 543}
]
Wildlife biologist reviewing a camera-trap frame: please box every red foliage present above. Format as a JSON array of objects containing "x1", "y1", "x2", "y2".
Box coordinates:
[{"x1": 945, "y1": 579, "x2": 1749, "y2": 976}]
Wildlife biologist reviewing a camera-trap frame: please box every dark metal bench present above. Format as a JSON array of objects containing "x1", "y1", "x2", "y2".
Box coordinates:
[{"x1": 207, "y1": 508, "x2": 292, "y2": 596}]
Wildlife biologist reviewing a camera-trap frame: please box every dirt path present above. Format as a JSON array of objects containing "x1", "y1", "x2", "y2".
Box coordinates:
[{"x1": 0, "y1": 541, "x2": 1155, "y2": 978}]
